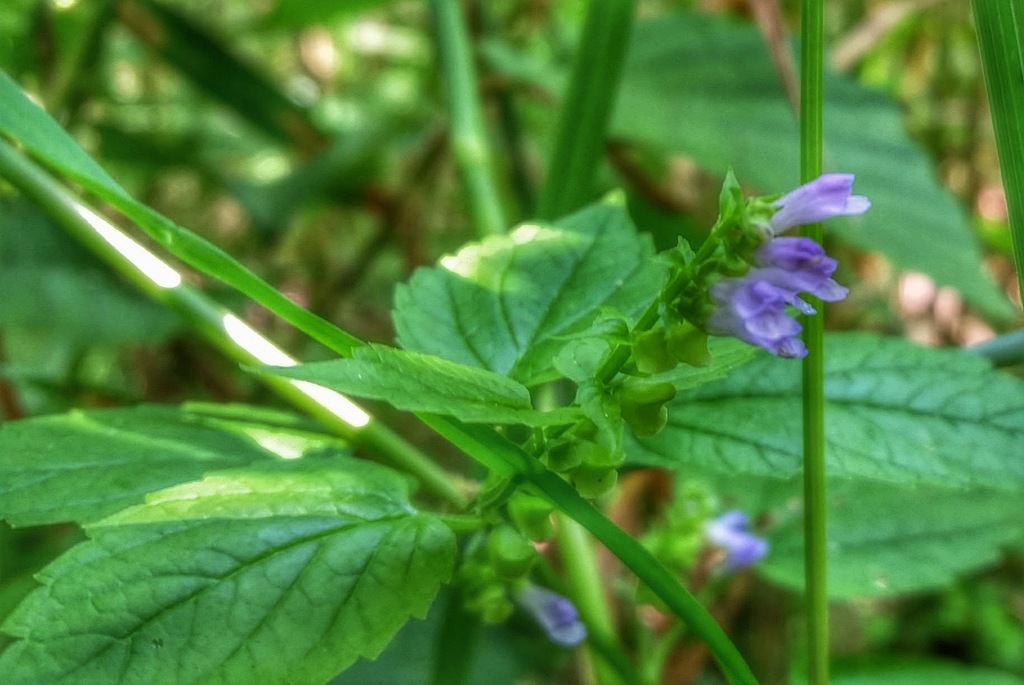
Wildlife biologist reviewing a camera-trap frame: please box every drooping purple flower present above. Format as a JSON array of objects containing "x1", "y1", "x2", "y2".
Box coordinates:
[
  {"x1": 703, "y1": 175, "x2": 867, "y2": 357},
  {"x1": 749, "y1": 237, "x2": 849, "y2": 306},
  {"x1": 769, "y1": 173, "x2": 871, "y2": 233},
  {"x1": 515, "y1": 585, "x2": 587, "y2": 647},
  {"x1": 705, "y1": 278, "x2": 808, "y2": 358},
  {"x1": 705, "y1": 511, "x2": 768, "y2": 570}
]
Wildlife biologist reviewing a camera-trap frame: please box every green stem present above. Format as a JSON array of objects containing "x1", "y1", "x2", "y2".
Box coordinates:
[
  {"x1": 0, "y1": 139, "x2": 467, "y2": 510},
  {"x1": 420, "y1": 416, "x2": 758, "y2": 685},
  {"x1": 971, "y1": 330, "x2": 1024, "y2": 366},
  {"x1": 556, "y1": 515, "x2": 628, "y2": 685},
  {"x1": 800, "y1": 1, "x2": 829, "y2": 684},
  {"x1": 431, "y1": 591, "x2": 481, "y2": 685},
  {"x1": 536, "y1": 0, "x2": 635, "y2": 220},
  {"x1": 429, "y1": 0, "x2": 506, "y2": 236}
]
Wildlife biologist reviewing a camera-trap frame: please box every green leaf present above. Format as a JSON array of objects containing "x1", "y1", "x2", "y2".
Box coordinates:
[
  {"x1": 0, "y1": 69, "x2": 361, "y2": 357},
  {"x1": 394, "y1": 195, "x2": 666, "y2": 385},
  {"x1": 609, "y1": 11, "x2": 1015, "y2": 320},
  {"x1": 259, "y1": 344, "x2": 580, "y2": 426},
  {"x1": 973, "y1": 0, "x2": 1024, "y2": 306},
  {"x1": 0, "y1": 460, "x2": 455, "y2": 685},
  {"x1": 0, "y1": 199, "x2": 179, "y2": 343},
  {"x1": 830, "y1": 659, "x2": 1024, "y2": 685},
  {"x1": 756, "y1": 478, "x2": 1022, "y2": 599},
  {"x1": 260, "y1": 0, "x2": 396, "y2": 29},
  {"x1": 0, "y1": 404, "x2": 349, "y2": 527},
  {"x1": 117, "y1": 0, "x2": 325, "y2": 151},
  {"x1": 631, "y1": 333, "x2": 1024, "y2": 490}
]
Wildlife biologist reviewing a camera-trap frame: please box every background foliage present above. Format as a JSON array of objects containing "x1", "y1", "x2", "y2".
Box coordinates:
[{"x1": 1, "y1": 1, "x2": 1022, "y2": 684}]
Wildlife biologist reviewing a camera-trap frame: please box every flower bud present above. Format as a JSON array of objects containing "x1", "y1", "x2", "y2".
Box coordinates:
[
  {"x1": 487, "y1": 525, "x2": 537, "y2": 579},
  {"x1": 508, "y1": 492, "x2": 555, "y2": 542},
  {"x1": 569, "y1": 463, "x2": 618, "y2": 498}
]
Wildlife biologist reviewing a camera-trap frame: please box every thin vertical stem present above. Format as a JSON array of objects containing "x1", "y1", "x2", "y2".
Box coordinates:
[
  {"x1": 536, "y1": 0, "x2": 635, "y2": 220},
  {"x1": 800, "y1": 0, "x2": 828, "y2": 684},
  {"x1": 429, "y1": 0, "x2": 506, "y2": 236},
  {"x1": 556, "y1": 515, "x2": 623, "y2": 685}
]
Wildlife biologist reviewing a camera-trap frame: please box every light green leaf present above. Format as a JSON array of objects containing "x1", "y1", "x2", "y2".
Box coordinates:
[
  {"x1": 631, "y1": 333, "x2": 1024, "y2": 490},
  {"x1": 756, "y1": 478, "x2": 1022, "y2": 599},
  {"x1": 259, "y1": 344, "x2": 579, "y2": 426},
  {"x1": 394, "y1": 195, "x2": 666, "y2": 385},
  {"x1": 610, "y1": 11, "x2": 1015, "y2": 320},
  {"x1": 0, "y1": 460, "x2": 455, "y2": 685},
  {"x1": 0, "y1": 405, "x2": 349, "y2": 527}
]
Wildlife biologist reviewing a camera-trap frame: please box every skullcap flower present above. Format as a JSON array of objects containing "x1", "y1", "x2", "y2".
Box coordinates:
[
  {"x1": 515, "y1": 585, "x2": 587, "y2": 647},
  {"x1": 704, "y1": 175, "x2": 868, "y2": 358},
  {"x1": 769, "y1": 173, "x2": 871, "y2": 233},
  {"x1": 706, "y1": 511, "x2": 768, "y2": 570}
]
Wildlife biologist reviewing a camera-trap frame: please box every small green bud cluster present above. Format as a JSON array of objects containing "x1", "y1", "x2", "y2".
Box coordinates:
[
  {"x1": 458, "y1": 492, "x2": 555, "y2": 623},
  {"x1": 543, "y1": 419, "x2": 622, "y2": 498},
  {"x1": 641, "y1": 481, "x2": 715, "y2": 579},
  {"x1": 667, "y1": 174, "x2": 777, "y2": 330}
]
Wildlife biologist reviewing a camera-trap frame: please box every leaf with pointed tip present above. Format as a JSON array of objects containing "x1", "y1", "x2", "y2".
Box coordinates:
[
  {"x1": 0, "y1": 405, "x2": 348, "y2": 527},
  {"x1": 0, "y1": 460, "x2": 455, "y2": 685},
  {"x1": 260, "y1": 345, "x2": 579, "y2": 426},
  {"x1": 631, "y1": 333, "x2": 1024, "y2": 491},
  {"x1": 393, "y1": 196, "x2": 666, "y2": 386}
]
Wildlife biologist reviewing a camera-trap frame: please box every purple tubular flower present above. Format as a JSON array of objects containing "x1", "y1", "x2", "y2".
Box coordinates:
[
  {"x1": 705, "y1": 511, "x2": 768, "y2": 570},
  {"x1": 705, "y1": 278, "x2": 808, "y2": 358},
  {"x1": 769, "y1": 173, "x2": 872, "y2": 233},
  {"x1": 704, "y1": 175, "x2": 868, "y2": 358},
  {"x1": 750, "y1": 237, "x2": 849, "y2": 305},
  {"x1": 515, "y1": 585, "x2": 587, "y2": 647}
]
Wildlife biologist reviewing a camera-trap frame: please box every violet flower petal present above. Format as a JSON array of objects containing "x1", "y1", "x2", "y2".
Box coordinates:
[
  {"x1": 515, "y1": 585, "x2": 587, "y2": 647},
  {"x1": 770, "y1": 173, "x2": 871, "y2": 233},
  {"x1": 706, "y1": 510, "x2": 769, "y2": 570}
]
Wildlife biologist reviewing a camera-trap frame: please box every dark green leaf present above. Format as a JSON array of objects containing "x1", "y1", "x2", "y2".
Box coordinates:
[
  {"x1": 610, "y1": 11, "x2": 1015, "y2": 320},
  {"x1": 117, "y1": 0, "x2": 325, "y2": 151},
  {"x1": 0, "y1": 199, "x2": 178, "y2": 343},
  {"x1": 758, "y1": 478, "x2": 1022, "y2": 598},
  {"x1": 831, "y1": 659, "x2": 1024, "y2": 685},
  {"x1": 261, "y1": 0, "x2": 396, "y2": 29},
  {"x1": 972, "y1": 0, "x2": 1024, "y2": 305},
  {"x1": 260, "y1": 345, "x2": 580, "y2": 426},
  {"x1": 632, "y1": 333, "x2": 1024, "y2": 490},
  {"x1": 0, "y1": 460, "x2": 455, "y2": 685},
  {"x1": 0, "y1": 405, "x2": 349, "y2": 527},
  {"x1": 394, "y1": 195, "x2": 666, "y2": 385}
]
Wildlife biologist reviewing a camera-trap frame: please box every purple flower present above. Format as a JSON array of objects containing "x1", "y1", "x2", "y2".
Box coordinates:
[
  {"x1": 705, "y1": 511, "x2": 768, "y2": 570},
  {"x1": 749, "y1": 237, "x2": 849, "y2": 306},
  {"x1": 515, "y1": 585, "x2": 587, "y2": 647},
  {"x1": 769, "y1": 173, "x2": 871, "y2": 233},
  {"x1": 705, "y1": 278, "x2": 808, "y2": 358},
  {"x1": 703, "y1": 175, "x2": 867, "y2": 358}
]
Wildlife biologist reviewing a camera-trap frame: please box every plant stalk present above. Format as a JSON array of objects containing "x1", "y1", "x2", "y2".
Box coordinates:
[
  {"x1": 799, "y1": 0, "x2": 829, "y2": 683},
  {"x1": 536, "y1": 0, "x2": 635, "y2": 220},
  {"x1": 429, "y1": 0, "x2": 506, "y2": 236}
]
